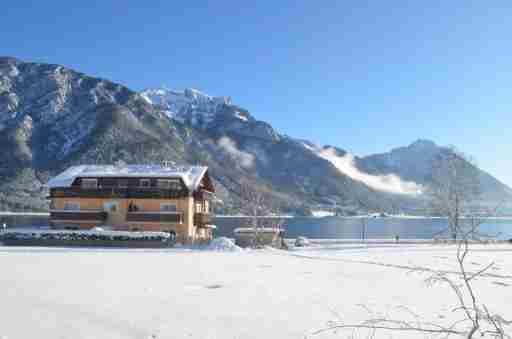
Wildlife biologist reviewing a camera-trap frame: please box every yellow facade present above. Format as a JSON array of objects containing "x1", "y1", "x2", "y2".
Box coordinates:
[{"x1": 51, "y1": 196, "x2": 210, "y2": 244}]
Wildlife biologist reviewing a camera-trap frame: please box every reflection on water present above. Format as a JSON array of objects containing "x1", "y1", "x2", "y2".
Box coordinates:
[{"x1": 2, "y1": 214, "x2": 511, "y2": 240}]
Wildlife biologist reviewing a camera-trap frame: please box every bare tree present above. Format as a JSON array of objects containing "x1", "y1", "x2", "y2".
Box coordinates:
[
  {"x1": 429, "y1": 147, "x2": 481, "y2": 240},
  {"x1": 239, "y1": 180, "x2": 285, "y2": 248},
  {"x1": 309, "y1": 149, "x2": 510, "y2": 338},
  {"x1": 309, "y1": 224, "x2": 511, "y2": 338}
]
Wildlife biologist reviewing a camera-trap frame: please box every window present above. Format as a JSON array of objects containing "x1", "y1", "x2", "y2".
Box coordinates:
[
  {"x1": 157, "y1": 179, "x2": 170, "y2": 189},
  {"x1": 196, "y1": 202, "x2": 203, "y2": 213},
  {"x1": 157, "y1": 179, "x2": 180, "y2": 190},
  {"x1": 118, "y1": 179, "x2": 128, "y2": 188},
  {"x1": 160, "y1": 203, "x2": 177, "y2": 212},
  {"x1": 195, "y1": 201, "x2": 209, "y2": 213},
  {"x1": 81, "y1": 179, "x2": 98, "y2": 189},
  {"x1": 139, "y1": 179, "x2": 151, "y2": 188},
  {"x1": 170, "y1": 179, "x2": 181, "y2": 190},
  {"x1": 64, "y1": 202, "x2": 80, "y2": 211}
]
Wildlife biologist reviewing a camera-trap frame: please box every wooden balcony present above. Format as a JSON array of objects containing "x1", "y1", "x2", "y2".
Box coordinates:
[
  {"x1": 50, "y1": 187, "x2": 189, "y2": 199},
  {"x1": 193, "y1": 190, "x2": 212, "y2": 200},
  {"x1": 50, "y1": 210, "x2": 107, "y2": 222},
  {"x1": 194, "y1": 213, "x2": 212, "y2": 227},
  {"x1": 126, "y1": 212, "x2": 183, "y2": 223}
]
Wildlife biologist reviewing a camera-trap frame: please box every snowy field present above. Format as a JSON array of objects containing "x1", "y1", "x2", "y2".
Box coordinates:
[{"x1": 0, "y1": 242, "x2": 511, "y2": 339}]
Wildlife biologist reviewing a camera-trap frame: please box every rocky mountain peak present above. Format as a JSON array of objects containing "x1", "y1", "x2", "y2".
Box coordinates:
[
  {"x1": 140, "y1": 87, "x2": 242, "y2": 128},
  {"x1": 183, "y1": 88, "x2": 231, "y2": 104},
  {"x1": 408, "y1": 139, "x2": 437, "y2": 150},
  {"x1": 142, "y1": 87, "x2": 231, "y2": 108},
  {"x1": 0, "y1": 56, "x2": 21, "y2": 66},
  {"x1": 1, "y1": 57, "x2": 511, "y2": 214}
]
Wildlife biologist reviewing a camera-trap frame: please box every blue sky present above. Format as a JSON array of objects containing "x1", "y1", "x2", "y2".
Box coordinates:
[{"x1": 2, "y1": 1, "x2": 511, "y2": 186}]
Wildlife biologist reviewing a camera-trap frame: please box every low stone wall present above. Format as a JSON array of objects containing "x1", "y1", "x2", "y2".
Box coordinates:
[
  {"x1": 0, "y1": 239, "x2": 173, "y2": 248},
  {"x1": 0, "y1": 229, "x2": 174, "y2": 248}
]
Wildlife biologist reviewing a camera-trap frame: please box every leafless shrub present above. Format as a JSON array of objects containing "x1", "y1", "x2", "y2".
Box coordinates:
[
  {"x1": 309, "y1": 148, "x2": 510, "y2": 338},
  {"x1": 428, "y1": 147, "x2": 481, "y2": 240},
  {"x1": 309, "y1": 236, "x2": 511, "y2": 338}
]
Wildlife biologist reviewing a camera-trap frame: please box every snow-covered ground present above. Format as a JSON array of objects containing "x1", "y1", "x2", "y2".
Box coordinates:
[{"x1": 0, "y1": 242, "x2": 510, "y2": 339}]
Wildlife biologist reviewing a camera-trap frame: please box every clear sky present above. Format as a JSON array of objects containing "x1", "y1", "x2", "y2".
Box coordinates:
[{"x1": 2, "y1": 1, "x2": 511, "y2": 186}]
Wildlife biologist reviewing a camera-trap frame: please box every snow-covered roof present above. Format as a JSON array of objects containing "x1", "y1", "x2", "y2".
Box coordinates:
[{"x1": 47, "y1": 165, "x2": 209, "y2": 191}]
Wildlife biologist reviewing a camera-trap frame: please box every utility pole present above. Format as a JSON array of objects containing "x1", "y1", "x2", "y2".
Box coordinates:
[
  {"x1": 356, "y1": 198, "x2": 369, "y2": 242},
  {"x1": 361, "y1": 217, "x2": 367, "y2": 241}
]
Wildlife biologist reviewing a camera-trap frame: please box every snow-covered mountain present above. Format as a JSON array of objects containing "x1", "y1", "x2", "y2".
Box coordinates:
[
  {"x1": 139, "y1": 86, "x2": 512, "y2": 208},
  {"x1": 358, "y1": 139, "x2": 512, "y2": 203},
  {"x1": 140, "y1": 88, "x2": 430, "y2": 197},
  {"x1": 141, "y1": 87, "x2": 280, "y2": 142},
  {"x1": 141, "y1": 88, "x2": 249, "y2": 127},
  {"x1": 301, "y1": 143, "x2": 424, "y2": 195},
  {"x1": 1, "y1": 57, "x2": 510, "y2": 214}
]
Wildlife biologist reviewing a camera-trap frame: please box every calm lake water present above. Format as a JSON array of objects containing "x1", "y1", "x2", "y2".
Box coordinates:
[
  {"x1": 213, "y1": 216, "x2": 512, "y2": 240},
  {"x1": 2, "y1": 214, "x2": 512, "y2": 240}
]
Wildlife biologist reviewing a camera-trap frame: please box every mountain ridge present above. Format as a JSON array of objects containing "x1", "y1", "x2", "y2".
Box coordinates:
[{"x1": 1, "y1": 57, "x2": 511, "y2": 214}]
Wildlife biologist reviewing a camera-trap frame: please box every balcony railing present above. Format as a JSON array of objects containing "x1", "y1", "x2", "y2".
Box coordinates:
[
  {"x1": 50, "y1": 187, "x2": 189, "y2": 199},
  {"x1": 194, "y1": 213, "x2": 212, "y2": 226},
  {"x1": 50, "y1": 210, "x2": 107, "y2": 222},
  {"x1": 126, "y1": 211, "x2": 183, "y2": 223}
]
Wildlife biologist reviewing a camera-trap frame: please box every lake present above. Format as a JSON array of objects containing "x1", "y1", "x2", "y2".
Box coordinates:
[
  {"x1": 213, "y1": 216, "x2": 512, "y2": 240},
  {"x1": 2, "y1": 213, "x2": 511, "y2": 240}
]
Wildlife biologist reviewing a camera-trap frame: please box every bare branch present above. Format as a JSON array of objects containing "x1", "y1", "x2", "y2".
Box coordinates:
[
  {"x1": 310, "y1": 149, "x2": 511, "y2": 339},
  {"x1": 467, "y1": 262, "x2": 495, "y2": 282},
  {"x1": 309, "y1": 319, "x2": 465, "y2": 337}
]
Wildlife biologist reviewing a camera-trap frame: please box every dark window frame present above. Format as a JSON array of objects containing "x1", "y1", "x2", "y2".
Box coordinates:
[
  {"x1": 81, "y1": 178, "x2": 98, "y2": 189},
  {"x1": 160, "y1": 203, "x2": 178, "y2": 212},
  {"x1": 118, "y1": 179, "x2": 129, "y2": 188},
  {"x1": 64, "y1": 202, "x2": 80, "y2": 211},
  {"x1": 139, "y1": 179, "x2": 151, "y2": 188}
]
